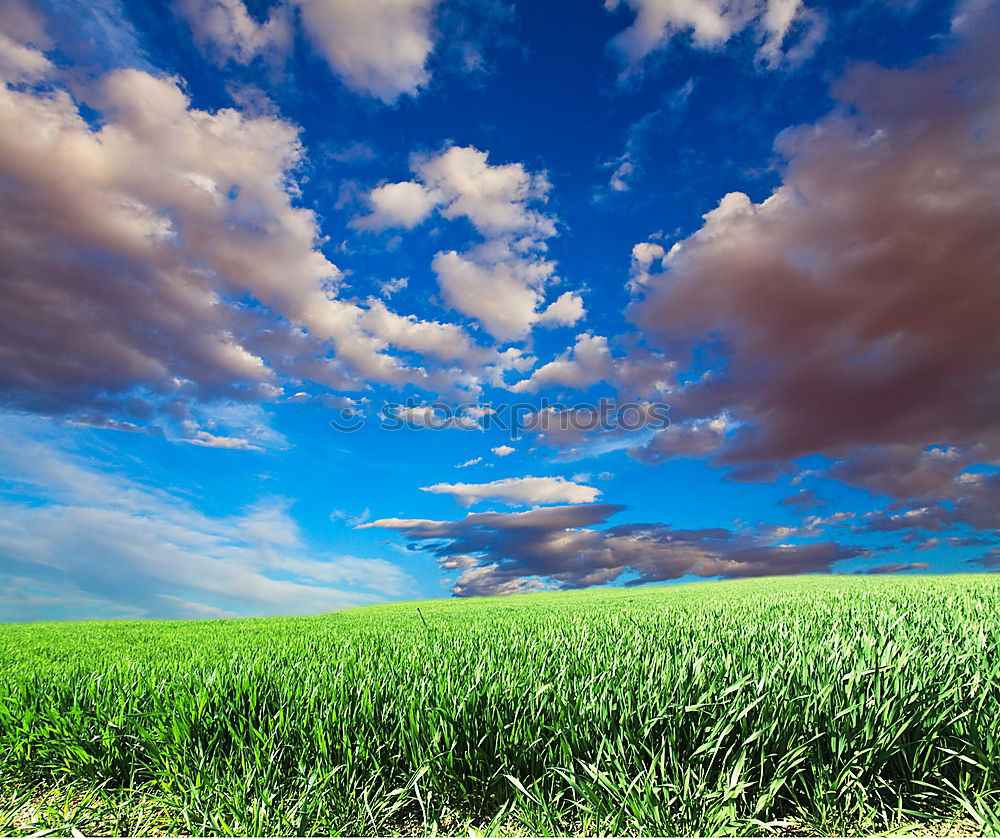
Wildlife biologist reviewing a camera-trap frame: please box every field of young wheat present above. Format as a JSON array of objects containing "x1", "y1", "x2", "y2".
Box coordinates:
[{"x1": 2, "y1": 574, "x2": 999, "y2": 837}]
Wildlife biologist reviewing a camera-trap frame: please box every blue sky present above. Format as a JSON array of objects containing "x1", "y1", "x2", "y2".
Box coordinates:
[{"x1": 1, "y1": 0, "x2": 999, "y2": 620}]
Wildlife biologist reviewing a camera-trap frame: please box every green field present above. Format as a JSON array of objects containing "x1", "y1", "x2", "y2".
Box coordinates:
[{"x1": 2, "y1": 574, "x2": 999, "y2": 837}]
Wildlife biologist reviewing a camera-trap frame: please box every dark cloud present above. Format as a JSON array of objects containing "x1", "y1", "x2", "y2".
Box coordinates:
[
  {"x1": 968, "y1": 547, "x2": 1000, "y2": 570},
  {"x1": 857, "y1": 504, "x2": 957, "y2": 533},
  {"x1": 627, "y1": 7, "x2": 1000, "y2": 470},
  {"x1": 912, "y1": 535, "x2": 994, "y2": 551},
  {"x1": 364, "y1": 504, "x2": 865, "y2": 596},
  {"x1": 825, "y1": 446, "x2": 974, "y2": 502},
  {"x1": 780, "y1": 489, "x2": 826, "y2": 511},
  {"x1": 860, "y1": 562, "x2": 930, "y2": 575},
  {"x1": 845, "y1": 463, "x2": 1000, "y2": 540}
]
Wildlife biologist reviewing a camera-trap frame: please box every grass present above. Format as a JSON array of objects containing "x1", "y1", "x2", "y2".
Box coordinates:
[{"x1": 1, "y1": 574, "x2": 999, "y2": 837}]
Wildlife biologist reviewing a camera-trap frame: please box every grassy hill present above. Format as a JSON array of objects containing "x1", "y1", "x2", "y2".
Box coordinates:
[{"x1": 2, "y1": 574, "x2": 999, "y2": 836}]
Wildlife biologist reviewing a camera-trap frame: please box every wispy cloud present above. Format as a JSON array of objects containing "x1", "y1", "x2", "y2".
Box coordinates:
[
  {"x1": 0, "y1": 414, "x2": 414, "y2": 620},
  {"x1": 421, "y1": 476, "x2": 600, "y2": 506}
]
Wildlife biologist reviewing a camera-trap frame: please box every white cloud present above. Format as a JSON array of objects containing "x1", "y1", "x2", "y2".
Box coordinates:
[
  {"x1": 510, "y1": 333, "x2": 673, "y2": 395},
  {"x1": 0, "y1": 0, "x2": 51, "y2": 81},
  {"x1": 606, "y1": 0, "x2": 823, "y2": 72},
  {"x1": 379, "y1": 276, "x2": 409, "y2": 297},
  {"x1": 432, "y1": 246, "x2": 579, "y2": 341},
  {"x1": 174, "y1": 0, "x2": 293, "y2": 64},
  {"x1": 386, "y1": 403, "x2": 482, "y2": 430},
  {"x1": 353, "y1": 180, "x2": 438, "y2": 230},
  {"x1": 491, "y1": 445, "x2": 514, "y2": 457},
  {"x1": 0, "y1": 39, "x2": 504, "y2": 426},
  {"x1": 359, "y1": 300, "x2": 491, "y2": 364},
  {"x1": 540, "y1": 291, "x2": 587, "y2": 328},
  {"x1": 356, "y1": 145, "x2": 585, "y2": 340},
  {"x1": 511, "y1": 333, "x2": 614, "y2": 392},
  {"x1": 296, "y1": 0, "x2": 437, "y2": 102},
  {"x1": 629, "y1": 241, "x2": 666, "y2": 291},
  {"x1": 176, "y1": 0, "x2": 440, "y2": 103},
  {"x1": 414, "y1": 145, "x2": 556, "y2": 239},
  {"x1": 421, "y1": 475, "x2": 601, "y2": 506},
  {"x1": 183, "y1": 430, "x2": 264, "y2": 451}
]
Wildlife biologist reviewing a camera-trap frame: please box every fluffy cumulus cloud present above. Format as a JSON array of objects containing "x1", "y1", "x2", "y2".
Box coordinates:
[
  {"x1": 606, "y1": 0, "x2": 823, "y2": 72},
  {"x1": 627, "y1": 9, "x2": 1000, "y2": 485},
  {"x1": 365, "y1": 503, "x2": 864, "y2": 596},
  {"x1": 353, "y1": 181, "x2": 439, "y2": 230},
  {"x1": 0, "y1": 33, "x2": 510, "y2": 433},
  {"x1": 0, "y1": 415, "x2": 414, "y2": 621},
  {"x1": 420, "y1": 475, "x2": 600, "y2": 506},
  {"x1": 175, "y1": 0, "x2": 439, "y2": 102},
  {"x1": 628, "y1": 241, "x2": 666, "y2": 291},
  {"x1": 296, "y1": 0, "x2": 437, "y2": 102},
  {"x1": 510, "y1": 333, "x2": 673, "y2": 395},
  {"x1": 356, "y1": 145, "x2": 585, "y2": 340}
]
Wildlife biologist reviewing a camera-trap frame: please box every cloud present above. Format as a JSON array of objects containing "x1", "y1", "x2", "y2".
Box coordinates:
[
  {"x1": 606, "y1": 0, "x2": 823, "y2": 72},
  {"x1": 820, "y1": 441, "x2": 1000, "y2": 541},
  {"x1": 826, "y1": 446, "x2": 973, "y2": 501},
  {"x1": 0, "y1": 414, "x2": 414, "y2": 620},
  {"x1": 627, "y1": 9, "x2": 1000, "y2": 478},
  {"x1": 176, "y1": 0, "x2": 440, "y2": 103},
  {"x1": 510, "y1": 333, "x2": 673, "y2": 395},
  {"x1": 0, "y1": 0, "x2": 52, "y2": 81},
  {"x1": 357, "y1": 145, "x2": 585, "y2": 340},
  {"x1": 629, "y1": 416, "x2": 731, "y2": 463},
  {"x1": 628, "y1": 241, "x2": 666, "y2": 291},
  {"x1": 970, "y1": 547, "x2": 1000, "y2": 570},
  {"x1": 858, "y1": 505, "x2": 957, "y2": 534},
  {"x1": 432, "y1": 246, "x2": 582, "y2": 340},
  {"x1": 861, "y1": 561, "x2": 930, "y2": 575},
  {"x1": 491, "y1": 445, "x2": 514, "y2": 457},
  {"x1": 174, "y1": 0, "x2": 293, "y2": 64},
  {"x1": 31, "y1": 0, "x2": 150, "y2": 73},
  {"x1": 601, "y1": 78, "x2": 696, "y2": 196},
  {"x1": 413, "y1": 145, "x2": 556, "y2": 239},
  {"x1": 329, "y1": 507, "x2": 371, "y2": 526},
  {"x1": 0, "y1": 39, "x2": 503, "y2": 429},
  {"x1": 365, "y1": 503, "x2": 864, "y2": 595},
  {"x1": 358, "y1": 300, "x2": 493, "y2": 364},
  {"x1": 352, "y1": 180, "x2": 438, "y2": 230},
  {"x1": 456, "y1": 456, "x2": 483, "y2": 468},
  {"x1": 379, "y1": 276, "x2": 409, "y2": 297},
  {"x1": 184, "y1": 430, "x2": 264, "y2": 451},
  {"x1": 780, "y1": 489, "x2": 826, "y2": 511},
  {"x1": 296, "y1": 0, "x2": 437, "y2": 102},
  {"x1": 420, "y1": 476, "x2": 601, "y2": 506},
  {"x1": 913, "y1": 535, "x2": 993, "y2": 552}
]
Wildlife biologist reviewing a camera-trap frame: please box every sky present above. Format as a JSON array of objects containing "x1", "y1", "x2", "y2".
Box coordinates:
[{"x1": 1, "y1": 0, "x2": 999, "y2": 621}]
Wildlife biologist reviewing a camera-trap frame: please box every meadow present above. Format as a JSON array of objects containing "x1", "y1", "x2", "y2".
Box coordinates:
[{"x1": 2, "y1": 574, "x2": 999, "y2": 837}]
